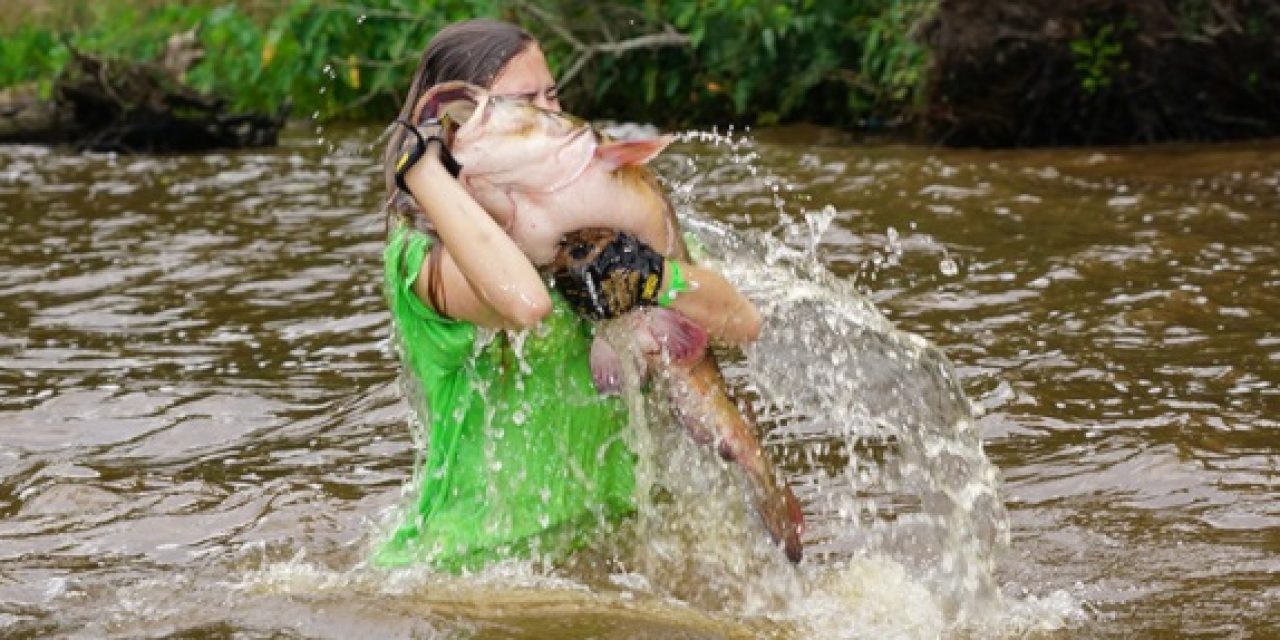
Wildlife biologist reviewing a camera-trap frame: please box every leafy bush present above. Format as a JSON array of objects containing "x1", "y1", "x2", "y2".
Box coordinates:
[
  {"x1": 0, "y1": 0, "x2": 934, "y2": 129},
  {"x1": 0, "y1": 25, "x2": 70, "y2": 97},
  {"x1": 525, "y1": 0, "x2": 932, "y2": 129}
]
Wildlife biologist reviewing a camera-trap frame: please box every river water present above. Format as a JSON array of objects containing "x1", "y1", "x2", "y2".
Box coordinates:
[{"x1": 0, "y1": 125, "x2": 1276, "y2": 638}]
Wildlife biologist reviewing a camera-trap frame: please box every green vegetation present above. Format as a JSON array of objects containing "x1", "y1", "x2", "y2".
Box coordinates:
[
  {"x1": 1069, "y1": 20, "x2": 1132, "y2": 95},
  {"x1": 0, "y1": 0, "x2": 934, "y2": 129},
  {"x1": 533, "y1": 0, "x2": 931, "y2": 128}
]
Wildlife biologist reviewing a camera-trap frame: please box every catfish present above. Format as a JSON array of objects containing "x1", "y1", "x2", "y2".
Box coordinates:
[{"x1": 417, "y1": 82, "x2": 804, "y2": 562}]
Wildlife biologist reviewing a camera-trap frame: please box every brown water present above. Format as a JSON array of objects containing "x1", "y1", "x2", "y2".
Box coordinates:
[{"x1": 1, "y1": 125, "x2": 1277, "y2": 638}]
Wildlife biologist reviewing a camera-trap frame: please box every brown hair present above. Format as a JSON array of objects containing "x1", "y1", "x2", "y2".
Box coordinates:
[
  {"x1": 383, "y1": 19, "x2": 533, "y2": 202},
  {"x1": 383, "y1": 19, "x2": 534, "y2": 315}
]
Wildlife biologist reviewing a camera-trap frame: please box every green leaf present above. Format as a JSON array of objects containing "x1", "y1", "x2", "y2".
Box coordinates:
[
  {"x1": 690, "y1": 22, "x2": 707, "y2": 48},
  {"x1": 675, "y1": 2, "x2": 697, "y2": 29},
  {"x1": 732, "y1": 78, "x2": 752, "y2": 114}
]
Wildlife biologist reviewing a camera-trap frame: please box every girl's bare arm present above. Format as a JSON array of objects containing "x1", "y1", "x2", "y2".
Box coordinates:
[
  {"x1": 402, "y1": 154, "x2": 551, "y2": 329},
  {"x1": 664, "y1": 261, "x2": 762, "y2": 345}
]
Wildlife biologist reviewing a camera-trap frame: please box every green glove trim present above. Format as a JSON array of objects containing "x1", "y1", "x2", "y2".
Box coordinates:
[{"x1": 657, "y1": 259, "x2": 688, "y2": 307}]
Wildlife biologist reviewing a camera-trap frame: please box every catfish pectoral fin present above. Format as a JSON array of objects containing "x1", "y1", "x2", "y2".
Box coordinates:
[
  {"x1": 641, "y1": 308, "x2": 708, "y2": 366},
  {"x1": 589, "y1": 336, "x2": 624, "y2": 395}
]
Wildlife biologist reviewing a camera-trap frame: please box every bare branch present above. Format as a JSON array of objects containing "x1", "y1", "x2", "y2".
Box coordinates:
[
  {"x1": 1208, "y1": 0, "x2": 1243, "y2": 34},
  {"x1": 558, "y1": 52, "x2": 595, "y2": 89},
  {"x1": 594, "y1": 10, "x2": 616, "y2": 44},
  {"x1": 509, "y1": 2, "x2": 691, "y2": 89},
  {"x1": 512, "y1": 0, "x2": 586, "y2": 50},
  {"x1": 559, "y1": 30, "x2": 691, "y2": 88},
  {"x1": 592, "y1": 30, "x2": 690, "y2": 54},
  {"x1": 332, "y1": 86, "x2": 395, "y2": 117}
]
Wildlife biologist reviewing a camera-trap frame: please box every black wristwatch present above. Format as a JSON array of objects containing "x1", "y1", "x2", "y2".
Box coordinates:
[{"x1": 393, "y1": 118, "x2": 462, "y2": 193}]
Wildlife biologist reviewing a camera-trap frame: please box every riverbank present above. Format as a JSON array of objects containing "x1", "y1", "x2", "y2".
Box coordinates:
[
  {"x1": 2, "y1": 0, "x2": 1277, "y2": 147},
  {"x1": 1, "y1": 0, "x2": 926, "y2": 130}
]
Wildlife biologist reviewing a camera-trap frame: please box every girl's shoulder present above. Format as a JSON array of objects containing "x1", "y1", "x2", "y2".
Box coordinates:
[
  {"x1": 383, "y1": 220, "x2": 459, "y2": 326},
  {"x1": 384, "y1": 221, "x2": 431, "y2": 286},
  {"x1": 383, "y1": 220, "x2": 482, "y2": 374}
]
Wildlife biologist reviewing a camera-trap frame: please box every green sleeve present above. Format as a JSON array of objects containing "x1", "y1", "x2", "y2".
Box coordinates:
[{"x1": 383, "y1": 224, "x2": 477, "y2": 377}]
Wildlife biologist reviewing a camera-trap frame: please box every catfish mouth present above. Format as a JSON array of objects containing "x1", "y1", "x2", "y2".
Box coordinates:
[
  {"x1": 412, "y1": 80, "x2": 598, "y2": 190},
  {"x1": 414, "y1": 81, "x2": 485, "y2": 129}
]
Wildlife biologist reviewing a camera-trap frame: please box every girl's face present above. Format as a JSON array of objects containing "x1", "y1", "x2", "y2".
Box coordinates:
[{"x1": 489, "y1": 44, "x2": 561, "y2": 112}]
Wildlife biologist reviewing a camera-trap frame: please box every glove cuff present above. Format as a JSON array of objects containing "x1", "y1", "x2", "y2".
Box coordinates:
[{"x1": 552, "y1": 230, "x2": 666, "y2": 320}]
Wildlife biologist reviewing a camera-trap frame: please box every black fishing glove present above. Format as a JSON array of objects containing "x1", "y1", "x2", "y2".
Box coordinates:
[
  {"x1": 550, "y1": 229, "x2": 666, "y2": 320},
  {"x1": 392, "y1": 118, "x2": 462, "y2": 193}
]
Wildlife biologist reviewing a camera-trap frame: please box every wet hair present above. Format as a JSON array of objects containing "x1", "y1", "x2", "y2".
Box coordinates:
[
  {"x1": 383, "y1": 19, "x2": 534, "y2": 315},
  {"x1": 382, "y1": 19, "x2": 533, "y2": 200}
]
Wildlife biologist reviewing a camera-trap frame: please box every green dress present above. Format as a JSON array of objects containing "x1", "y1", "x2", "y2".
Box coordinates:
[{"x1": 374, "y1": 222, "x2": 637, "y2": 571}]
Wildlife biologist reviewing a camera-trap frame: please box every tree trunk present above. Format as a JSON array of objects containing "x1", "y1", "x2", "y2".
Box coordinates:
[{"x1": 0, "y1": 36, "x2": 287, "y2": 153}]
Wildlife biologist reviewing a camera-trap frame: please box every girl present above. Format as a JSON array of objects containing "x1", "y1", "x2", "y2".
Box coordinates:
[{"x1": 376, "y1": 18, "x2": 760, "y2": 571}]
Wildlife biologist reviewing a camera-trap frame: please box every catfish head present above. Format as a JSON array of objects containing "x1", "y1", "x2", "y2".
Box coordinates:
[
  {"x1": 417, "y1": 81, "x2": 596, "y2": 191},
  {"x1": 414, "y1": 82, "x2": 679, "y2": 265},
  {"x1": 418, "y1": 81, "x2": 674, "y2": 195}
]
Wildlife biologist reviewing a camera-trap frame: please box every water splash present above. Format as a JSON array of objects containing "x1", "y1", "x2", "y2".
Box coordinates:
[
  {"x1": 540, "y1": 212, "x2": 1019, "y2": 634},
  {"x1": 686, "y1": 214, "x2": 1010, "y2": 624},
  {"x1": 360, "y1": 125, "x2": 1054, "y2": 635},
  {"x1": 652, "y1": 126, "x2": 1016, "y2": 628}
]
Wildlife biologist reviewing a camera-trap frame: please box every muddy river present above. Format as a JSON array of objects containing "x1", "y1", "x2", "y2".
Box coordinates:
[{"x1": 1, "y1": 125, "x2": 1276, "y2": 638}]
